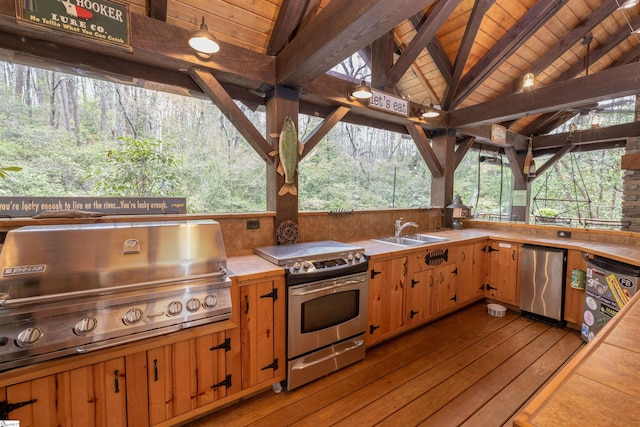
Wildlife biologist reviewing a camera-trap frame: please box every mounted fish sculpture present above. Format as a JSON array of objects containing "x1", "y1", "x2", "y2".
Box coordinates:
[{"x1": 270, "y1": 116, "x2": 304, "y2": 196}]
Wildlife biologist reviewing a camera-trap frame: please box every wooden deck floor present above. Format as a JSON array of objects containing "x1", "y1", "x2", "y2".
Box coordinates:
[{"x1": 184, "y1": 302, "x2": 584, "y2": 427}]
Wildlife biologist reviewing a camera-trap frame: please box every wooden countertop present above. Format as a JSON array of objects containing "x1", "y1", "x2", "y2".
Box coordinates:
[{"x1": 514, "y1": 284, "x2": 640, "y2": 426}]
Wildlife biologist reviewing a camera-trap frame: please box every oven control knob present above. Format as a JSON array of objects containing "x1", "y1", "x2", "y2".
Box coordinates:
[
  {"x1": 16, "y1": 327, "x2": 44, "y2": 347},
  {"x1": 354, "y1": 252, "x2": 363, "y2": 261},
  {"x1": 203, "y1": 295, "x2": 218, "y2": 308},
  {"x1": 73, "y1": 317, "x2": 98, "y2": 335},
  {"x1": 302, "y1": 261, "x2": 311, "y2": 270},
  {"x1": 186, "y1": 298, "x2": 201, "y2": 313},
  {"x1": 347, "y1": 253, "x2": 354, "y2": 261},
  {"x1": 292, "y1": 262, "x2": 301, "y2": 271},
  {"x1": 123, "y1": 308, "x2": 144, "y2": 325},
  {"x1": 167, "y1": 301, "x2": 183, "y2": 316}
]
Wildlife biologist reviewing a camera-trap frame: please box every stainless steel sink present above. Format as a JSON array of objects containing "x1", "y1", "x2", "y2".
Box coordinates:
[
  {"x1": 372, "y1": 236, "x2": 426, "y2": 246},
  {"x1": 403, "y1": 234, "x2": 451, "y2": 244},
  {"x1": 372, "y1": 234, "x2": 450, "y2": 247}
]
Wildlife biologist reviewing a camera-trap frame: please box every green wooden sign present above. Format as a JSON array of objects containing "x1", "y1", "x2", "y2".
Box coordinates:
[{"x1": 16, "y1": 0, "x2": 130, "y2": 49}]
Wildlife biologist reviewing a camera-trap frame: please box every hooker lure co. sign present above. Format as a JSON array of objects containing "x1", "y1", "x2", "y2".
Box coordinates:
[{"x1": 16, "y1": 0, "x2": 131, "y2": 50}]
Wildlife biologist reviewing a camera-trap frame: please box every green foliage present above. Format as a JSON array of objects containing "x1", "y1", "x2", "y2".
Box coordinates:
[{"x1": 88, "y1": 136, "x2": 182, "y2": 197}]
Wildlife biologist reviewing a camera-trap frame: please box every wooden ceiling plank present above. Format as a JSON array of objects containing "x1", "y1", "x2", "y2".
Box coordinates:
[
  {"x1": 385, "y1": 0, "x2": 461, "y2": 88},
  {"x1": 442, "y1": 0, "x2": 495, "y2": 110},
  {"x1": 452, "y1": 0, "x2": 567, "y2": 108},
  {"x1": 454, "y1": 136, "x2": 475, "y2": 169},
  {"x1": 501, "y1": 1, "x2": 624, "y2": 97},
  {"x1": 449, "y1": 61, "x2": 640, "y2": 127},
  {"x1": 300, "y1": 105, "x2": 351, "y2": 160},
  {"x1": 188, "y1": 67, "x2": 273, "y2": 162},
  {"x1": 147, "y1": 0, "x2": 168, "y2": 21},
  {"x1": 406, "y1": 123, "x2": 444, "y2": 178},
  {"x1": 266, "y1": 0, "x2": 309, "y2": 56},
  {"x1": 276, "y1": 0, "x2": 437, "y2": 87}
]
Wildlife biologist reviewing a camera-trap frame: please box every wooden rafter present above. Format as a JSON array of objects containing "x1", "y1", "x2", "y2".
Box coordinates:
[
  {"x1": 300, "y1": 106, "x2": 351, "y2": 160},
  {"x1": 147, "y1": 0, "x2": 167, "y2": 21},
  {"x1": 501, "y1": 1, "x2": 619, "y2": 97},
  {"x1": 454, "y1": 136, "x2": 475, "y2": 169},
  {"x1": 408, "y1": 13, "x2": 453, "y2": 86},
  {"x1": 406, "y1": 122, "x2": 444, "y2": 178},
  {"x1": 266, "y1": 0, "x2": 309, "y2": 56},
  {"x1": 276, "y1": 0, "x2": 437, "y2": 87},
  {"x1": 188, "y1": 67, "x2": 273, "y2": 162},
  {"x1": 384, "y1": 0, "x2": 459, "y2": 89},
  {"x1": 449, "y1": 61, "x2": 640, "y2": 127},
  {"x1": 452, "y1": 0, "x2": 567, "y2": 108},
  {"x1": 532, "y1": 122, "x2": 640, "y2": 153},
  {"x1": 442, "y1": 0, "x2": 495, "y2": 110}
]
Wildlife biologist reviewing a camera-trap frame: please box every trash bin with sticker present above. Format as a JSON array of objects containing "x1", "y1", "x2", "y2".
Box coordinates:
[{"x1": 581, "y1": 256, "x2": 640, "y2": 342}]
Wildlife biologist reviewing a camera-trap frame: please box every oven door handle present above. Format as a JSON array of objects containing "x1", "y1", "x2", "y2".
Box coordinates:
[
  {"x1": 290, "y1": 338, "x2": 365, "y2": 371},
  {"x1": 291, "y1": 278, "x2": 367, "y2": 296}
]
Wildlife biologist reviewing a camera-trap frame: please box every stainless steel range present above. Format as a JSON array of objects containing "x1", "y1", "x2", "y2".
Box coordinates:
[
  {"x1": 0, "y1": 220, "x2": 232, "y2": 371},
  {"x1": 254, "y1": 240, "x2": 368, "y2": 390}
]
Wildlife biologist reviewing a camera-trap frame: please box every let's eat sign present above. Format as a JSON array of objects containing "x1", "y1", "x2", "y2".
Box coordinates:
[
  {"x1": 368, "y1": 89, "x2": 409, "y2": 117},
  {"x1": 16, "y1": 0, "x2": 131, "y2": 50}
]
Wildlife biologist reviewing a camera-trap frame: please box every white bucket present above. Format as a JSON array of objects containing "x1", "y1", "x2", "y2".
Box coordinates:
[{"x1": 487, "y1": 303, "x2": 507, "y2": 317}]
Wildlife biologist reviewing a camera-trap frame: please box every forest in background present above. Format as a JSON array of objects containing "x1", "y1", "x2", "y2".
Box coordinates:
[{"x1": 0, "y1": 61, "x2": 628, "y2": 220}]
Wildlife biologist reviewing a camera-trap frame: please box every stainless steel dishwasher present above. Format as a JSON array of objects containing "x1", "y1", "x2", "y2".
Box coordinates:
[{"x1": 519, "y1": 245, "x2": 567, "y2": 327}]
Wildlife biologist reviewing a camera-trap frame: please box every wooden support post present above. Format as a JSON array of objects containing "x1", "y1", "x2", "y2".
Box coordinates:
[
  {"x1": 430, "y1": 130, "x2": 455, "y2": 227},
  {"x1": 266, "y1": 85, "x2": 300, "y2": 243}
]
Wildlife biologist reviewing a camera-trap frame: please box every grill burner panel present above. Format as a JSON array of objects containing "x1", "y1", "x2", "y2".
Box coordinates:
[{"x1": 0, "y1": 220, "x2": 232, "y2": 371}]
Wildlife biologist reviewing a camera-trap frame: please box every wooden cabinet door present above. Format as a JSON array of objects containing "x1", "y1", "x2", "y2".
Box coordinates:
[
  {"x1": 147, "y1": 331, "x2": 232, "y2": 425},
  {"x1": 406, "y1": 268, "x2": 434, "y2": 326},
  {"x1": 457, "y1": 243, "x2": 486, "y2": 304},
  {"x1": 2, "y1": 358, "x2": 127, "y2": 427},
  {"x1": 487, "y1": 241, "x2": 519, "y2": 305},
  {"x1": 433, "y1": 263, "x2": 459, "y2": 313},
  {"x1": 239, "y1": 277, "x2": 285, "y2": 390},
  {"x1": 367, "y1": 257, "x2": 407, "y2": 345}
]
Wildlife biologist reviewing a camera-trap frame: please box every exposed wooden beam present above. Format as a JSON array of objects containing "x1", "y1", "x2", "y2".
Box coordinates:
[
  {"x1": 454, "y1": 136, "x2": 475, "y2": 169},
  {"x1": 501, "y1": 0, "x2": 619, "y2": 97},
  {"x1": 532, "y1": 121, "x2": 640, "y2": 152},
  {"x1": 406, "y1": 123, "x2": 444, "y2": 178},
  {"x1": 452, "y1": 0, "x2": 566, "y2": 108},
  {"x1": 408, "y1": 12, "x2": 452, "y2": 85},
  {"x1": 276, "y1": 0, "x2": 437, "y2": 87},
  {"x1": 458, "y1": 125, "x2": 528, "y2": 151},
  {"x1": 503, "y1": 145, "x2": 526, "y2": 186},
  {"x1": 267, "y1": 0, "x2": 309, "y2": 56},
  {"x1": 531, "y1": 145, "x2": 573, "y2": 180},
  {"x1": 442, "y1": 0, "x2": 494, "y2": 110},
  {"x1": 371, "y1": 31, "x2": 395, "y2": 91},
  {"x1": 384, "y1": 0, "x2": 460, "y2": 88},
  {"x1": 300, "y1": 106, "x2": 351, "y2": 160},
  {"x1": 448, "y1": 61, "x2": 640, "y2": 127},
  {"x1": 554, "y1": 14, "x2": 640, "y2": 84},
  {"x1": 147, "y1": 0, "x2": 168, "y2": 21},
  {"x1": 188, "y1": 67, "x2": 273, "y2": 162}
]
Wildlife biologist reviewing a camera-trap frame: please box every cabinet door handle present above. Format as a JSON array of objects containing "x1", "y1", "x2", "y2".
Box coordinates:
[
  {"x1": 411, "y1": 279, "x2": 420, "y2": 288},
  {"x1": 512, "y1": 250, "x2": 516, "y2": 261},
  {"x1": 114, "y1": 370, "x2": 120, "y2": 394},
  {"x1": 451, "y1": 294, "x2": 457, "y2": 302},
  {"x1": 369, "y1": 324, "x2": 380, "y2": 334},
  {"x1": 487, "y1": 284, "x2": 497, "y2": 291},
  {"x1": 410, "y1": 310, "x2": 418, "y2": 319},
  {"x1": 244, "y1": 295, "x2": 249, "y2": 314},
  {"x1": 451, "y1": 267, "x2": 458, "y2": 275},
  {"x1": 153, "y1": 359, "x2": 159, "y2": 382},
  {"x1": 371, "y1": 270, "x2": 381, "y2": 279}
]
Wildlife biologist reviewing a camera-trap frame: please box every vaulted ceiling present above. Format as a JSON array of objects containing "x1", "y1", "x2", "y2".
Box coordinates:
[{"x1": 1, "y1": 0, "x2": 639, "y2": 159}]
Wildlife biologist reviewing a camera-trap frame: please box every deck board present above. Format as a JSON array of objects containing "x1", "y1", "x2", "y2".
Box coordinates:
[{"x1": 185, "y1": 302, "x2": 583, "y2": 427}]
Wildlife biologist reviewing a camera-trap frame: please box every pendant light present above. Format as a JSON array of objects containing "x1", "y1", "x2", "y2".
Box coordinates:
[{"x1": 188, "y1": 17, "x2": 220, "y2": 58}]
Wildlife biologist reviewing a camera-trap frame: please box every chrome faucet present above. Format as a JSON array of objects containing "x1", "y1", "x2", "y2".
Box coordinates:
[{"x1": 394, "y1": 218, "x2": 418, "y2": 238}]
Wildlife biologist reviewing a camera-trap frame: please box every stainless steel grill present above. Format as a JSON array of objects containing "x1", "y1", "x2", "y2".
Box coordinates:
[{"x1": 0, "y1": 219, "x2": 232, "y2": 371}]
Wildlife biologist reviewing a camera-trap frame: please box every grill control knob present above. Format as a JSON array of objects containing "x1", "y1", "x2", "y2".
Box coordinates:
[
  {"x1": 73, "y1": 317, "x2": 98, "y2": 335},
  {"x1": 123, "y1": 308, "x2": 144, "y2": 325},
  {"x1": 292, "y1": 262, "x2": 301, "y2": 271},
  {"x1": 355, "y1": 252, "x2": 363, "y2": 261},
  {"x1": 186, "y1": 298, "x2": 201, "y2": 312},
  {"x1": 348, "y1": 253, "x2": 354, "y2": 261},
  {"x1": 203, "y1": 295, "x2": 218, "y2": 308},
  {"x1": 302, "y1": 261, "x2": 311, "y2": 269},
  {"x1": 16, "y1": 327, "x2": 44, "y2": 347},
  {"x1": 167, "y1": 301, "x2": 183, "y2": 316}
]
